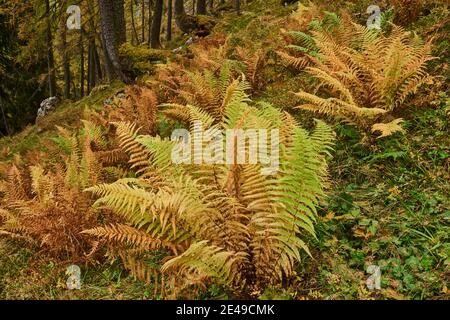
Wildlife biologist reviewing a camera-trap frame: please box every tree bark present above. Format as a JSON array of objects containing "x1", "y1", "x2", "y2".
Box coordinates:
[
  {"x1": 98, "y1": 0, "x2": 133, "y2": 83},
  {"x1": 141, "y1": 0, "x2": 145, "y2": 43},
  {"x1": 58, "y1": 3, "x2": 71, "y2": 99},
  {"x1": 148, "y1": 0, "x2": 153, "y2": 46},
  {"x1": 112, "y1": 0, "x2": 127, "y2": 45},
  {"x1": 93, "y1": 44, "x2": 103, "y2": 81},
  {"x1": 197, "y1": 0, "x2": 207, "y2": 15},
  {"x1": 174, "y1": 0, "x2": 185, "y2": 18},
  {"x1": 0, "y1": 96, "x2": 10, "y2": 136},
  {"x1": 166, "y1": 0, "x2": 173, "y2": 41},
  {"x1": 62, "y1": 46, "x2": 71, "y2": 99},
  {"x1": 150, "y1": 0, "x2": 163, "y2": 48},
  {"x1": 80, "y1": 32, "x2": 85, "y2": 97},
  {"x1": 130, "y1": 0, "x2": 140, "y2": 45},
  {"x1": 101, "y1": 33, "x2": 114, "y2": 81},
  {"x1": 87, "y1": 40, "x2": 96, "y2": 92},
  {"x1": 174, "y1": 0, "x2": 195, "y2": 34},
  {"x1": 235, "y1": 0, "x2": 241, "y2": 15},
  {"x1": 45, "y1": 0, "x2": 57, "y2": 97}
]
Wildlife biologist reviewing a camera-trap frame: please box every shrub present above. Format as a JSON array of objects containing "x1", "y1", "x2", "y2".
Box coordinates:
[
  {"x1": 290, "y1": 15, "x2": 434, "y2": 137},
  {"x1": 83, "y1": 78, "x2": 335, "y2": 298}
]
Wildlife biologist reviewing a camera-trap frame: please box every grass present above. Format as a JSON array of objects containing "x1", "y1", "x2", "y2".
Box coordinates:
[{"x1": 0, "y1": 240, "x2": 150, "y2": 300}]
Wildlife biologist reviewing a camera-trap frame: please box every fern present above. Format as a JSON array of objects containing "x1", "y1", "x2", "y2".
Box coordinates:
[
  {"x1": 0, "y1": 121, "x2": 119, "y2": 260},
  {"x1": 289, "y1": 15, "x2": 433, "y2": 137},
  {"x1": 85, "y1": 82, "x2": 335, "y2": 297},
  {"x1": 235, "y1": 47, "x2": 268, "y2": 92}
]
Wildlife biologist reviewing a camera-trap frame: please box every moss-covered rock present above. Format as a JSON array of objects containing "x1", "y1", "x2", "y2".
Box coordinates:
[{"x1": 119, "y1": 44, "x2": 169, "y2": 75}]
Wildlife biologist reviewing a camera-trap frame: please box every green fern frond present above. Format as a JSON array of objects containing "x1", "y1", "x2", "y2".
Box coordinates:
[{"x1": 162, "y1": 241, "x2": 245, "y2": 286}]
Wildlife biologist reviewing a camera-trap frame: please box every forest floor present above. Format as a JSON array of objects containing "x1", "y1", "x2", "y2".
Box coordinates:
[{"x1": 0, "y1": 0, "x2": 448, "y2": 300}]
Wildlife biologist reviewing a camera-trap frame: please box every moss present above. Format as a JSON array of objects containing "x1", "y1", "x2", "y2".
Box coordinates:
[
  {"x1": 0, "y1": 239, "x2": 149, "y2": 300},
  {"x1": 0, "y1": 81, "x2": 124, "y2": 162},
  {"x1": 131, "y1": 61, "x2": 157, "y2": 75},
  {"x1": 216, "y1": 11, "x2": 257, "y2": 34},
  {"x1": 119, "y1": 43, "x2": 169, "y2": 62},
  {"x1": 119, "y1": 43, "x2": 170, "y2": 75}
]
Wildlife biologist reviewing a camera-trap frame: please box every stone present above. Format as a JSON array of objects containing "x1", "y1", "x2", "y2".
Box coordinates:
[{"x1": 36, "y1": 96, "x2": 60, "y2": 122}]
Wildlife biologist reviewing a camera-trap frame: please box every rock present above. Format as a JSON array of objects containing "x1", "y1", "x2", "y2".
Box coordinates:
[
  {"x1": 281, "y1": 0, "x2": 299, "y2": 5},
  {"x1": 103, "y1": 98, "x2": 114, "y2": 106},
  {"x1": 89, "y1": 84, "x2": 109, "y2": 97},
  {"x1": 116, "y1": 93, "x2": 127, "y2": 100},
  {"x1": 172, "y1": 36, "x2": 199, "y2": 53},
  {"x1": 36, "y1": 97, "x2": 60, "y2": 122}
]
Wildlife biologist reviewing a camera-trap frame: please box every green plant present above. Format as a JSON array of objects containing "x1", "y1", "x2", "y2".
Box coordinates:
[
  {"x1": 0, "y1": 123, "x2": 106, "y2": 261},
  {"x1": 83, "y1": 78, "x2": 335, "y2": 298},
  {"x1": 291, "y1": 16, "x2": 434, "y2": 137}
]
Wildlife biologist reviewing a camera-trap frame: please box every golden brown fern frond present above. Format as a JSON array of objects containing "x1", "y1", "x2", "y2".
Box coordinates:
[
  {"x1": 168, "y1": 65, "x2": 251, "y2": 125},
  {"x1": 162, "y1": 241, "x2": 246, "y2": 287},
  {"x1": 87, "y1": 95, "x2": 335, "y2": 297},
  {"x1": 276, "y1": 50, "x2": 310, "y2": 72},
  {"x1": 0, "y1": 165, "x2": 101, "y2": 260},
  {"x1": 113, "y1": 122, "x2": 154, "y2": 179},
  {"x1": 0, "y1": 121, "x2": 113, "y2": 261},
  {"x1": 287, "y1": 1, "x2": 325, "y2": 32},
  {"x1": 82, "y1": 223, "x2": 183, "y2": 252},
  {"x1": 291, "y1": 15, "x2": 433, "y2": 135},
  {"x1": 149, "y1": 62, "x2": 187, "y2": 103},
  {"x1": 0, "y1": 165, "x2": 31, "y2": 202},
  {"x1": 107, "y1": 86, "x2": 159, "y2": 136},
  {"x1": 371, "y1": 118, "x2": 406, "y2": 138},
  {"x1": 160, "y1": 103, "x2": 192, "y2": 124},
  {"x1": 189, "y1": 33, "x2": 232, "y2": 73},
  {"x1": 391, "y1": 0, "x2": 427, "y2": 25},
  {"x1": 96, "y1": 149, "x2": 129, "y2": 166},
  {"x1": 235, "y1": 47, "x2": 268, "y2": 91}
]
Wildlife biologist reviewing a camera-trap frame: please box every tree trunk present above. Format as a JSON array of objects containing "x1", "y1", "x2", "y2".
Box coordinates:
[
  {"x1": 148, "y1": 0, "x2": 153, "y2": 46},
  {"x1": 0, "y1": 96, "x2": 10, "y2": 136},
  {"x1": 112, "y1": 0, "x2": 127, "y2": 45},
  {"x1": 166, "y1": 0, "x2": 173, "y2": 41},
  {"x1": 235, "y1": 0, "x2": 241, "y2": 15},
  {"x1": 197, "y1": 0, "x2": 206, "y2": 15},
  {"x1": 62, "y1": 50, "x2": 71, "y2": 99},
  {"x1": 141, "y1": 0, "x2": 145, "y2": 43},
  {"x1": 130, "y1": 0, "x2": 140, "y2": 45},
  {"x1": 150, "y1": 0, "x2": 163, "y2": 48},
  {"x1": 87, "y1": 40, "x2": 103, "y2": 92},
  {"x1": 174, "y1": 0, "x2": 185, "y2": 17},
  {"x1": 80, "y1": 32, "x2": 85, "y2": 97},
  {"x1": 98, "y1": 0, "x2": 133, "y2": 83},
  {"x1": 94, "y1": 44, "x2": 103, "y2": 81},
  {"x1": 58, "y1": 4, "x2": 71, "y2": 99},
  {"x1": 87, "y1": 40, "x2": 96, "y2": 92},
  {"x1": 174, "y1": 0, "x2": 196, "y2": 34},
  {"x1": 101, "y1": 33, "x2": 114, "y2": 81},
  {"x1": 45, "y1": 0, "x2": 57, "y2": 97}
]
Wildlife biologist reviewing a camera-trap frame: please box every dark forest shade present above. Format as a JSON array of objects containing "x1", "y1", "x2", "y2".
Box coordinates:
[
  {"x1": 150, "y1": 0, "x2": 164, "y2": 48},
  {"x1": 197, "y1": 0, "x2": 207, "y2": 15},
  {"x1": 167, "y1": 0, "x2": 173, "y2": 41},
  {"x1": 98, "y1": 0, "x2": 133, "y2": 83},
  {"x1": 45, "y1": 0, "x2": 57, "y2": 97}
]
